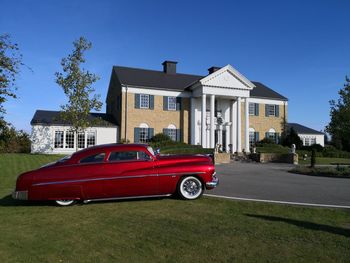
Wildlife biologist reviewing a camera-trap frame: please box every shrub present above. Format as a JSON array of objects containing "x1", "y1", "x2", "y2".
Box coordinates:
[{"x1": 0, "y1": 121, "x2": 31, "y2": 153}]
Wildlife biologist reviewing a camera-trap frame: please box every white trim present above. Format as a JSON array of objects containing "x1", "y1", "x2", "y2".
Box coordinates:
[
  {"x1": 139, "y1": 123, "x2": 149, "y2": 128},
  {"x1": 200, "y1": 64, "x2": 255, "y2": 90},
  {"x1": 167, "y1": 96, "x2": 177, "y2": 111},
  {"x1": 139, "y1": 94, "x2": 150, "y2": 109},
  {"x1": 204, "y1": 194, "x2": 350, "y2": 209},
  {"x1": 122, "y1": 86, "x2": 191, "y2": 97},
  {"x1": 248, "y1": 97, "x2": 288, "y2": 106}
]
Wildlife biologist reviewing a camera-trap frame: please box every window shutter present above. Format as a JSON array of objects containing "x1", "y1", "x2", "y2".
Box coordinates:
[
  {"x1": 148, "y1": 128, "x2": 154, "y2": 140},
  {"x1": 255, "y1": 103, "x2": 259, "y2": 116},
  {"x1": 276, "y1": 132, "x2": 280, "y2": 144},
  {"x1": 149, "y1": 95, "x2": 154, "y2": 110},
  {"x1": 163, "y1": 96, "x2": 168, "y2": 111},
  {"x1": 135, "y1": 94, "x2": 140, "y2": 109},
  {"x1": 265, "y1": 132, "x2": 269, "y2": 139},
  {"x1": 176, "y1": 129, "x2": 181, "y2": 142},
  {"x1": 134, "y1": 128, "x2": 140, "y2": 143},
  {"x1": 265, "y1": 104, "x2": 269, "y2": 117},
  {"x1": 275, "y1": 105, "x2": 279, "y2": 117},
  {"x1": 163, "y1": 128, "x2": 168, "y2": 136},
  {"x1": 255, "y1": 132, "x2": 259, "y2": 142},
  {"x1": 176, "y1": 97, "x2": 182, "y2": 111}
]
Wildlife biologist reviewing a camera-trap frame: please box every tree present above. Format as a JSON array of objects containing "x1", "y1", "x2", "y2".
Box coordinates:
[
  {"x1": 55, "y1": 37, "x2": 102, "y2": 150},
  {"x1": 0, "y1": 34, "x2": 22, "y2": 117},
  {"x1": 326, "y1": 76, "x2": 350, "y2": 151},
  {"x1": 281, "y1": 127, "x2": 303, "y2": 149}
]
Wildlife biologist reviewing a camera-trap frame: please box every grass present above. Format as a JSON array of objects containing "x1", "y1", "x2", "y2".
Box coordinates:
[
  {"x1": 1, "y1": 154, "x2": 350, "y2": 262},
  {"x1": 298, "y1": 157, "x2": 350, "y2": 165},
  {"x1": 290, "y1": 166, "x2": 350, "y2": 178}
]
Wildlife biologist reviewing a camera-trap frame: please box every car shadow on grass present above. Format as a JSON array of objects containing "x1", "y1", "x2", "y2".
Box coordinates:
[
  {"x1": 246, "y1": 214, "x2": 350, "y2": 238},
  {"x1": 0, "y1": 194, "x2": 176, "y2": 207},
  {"x1": 0, "y1": 194, "x2": 54, "y2": 207}
]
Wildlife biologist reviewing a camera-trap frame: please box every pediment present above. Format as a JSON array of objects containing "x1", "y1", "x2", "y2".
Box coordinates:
[{"x1": 199, "y1": 65, "x2": 255, "y2": 90}]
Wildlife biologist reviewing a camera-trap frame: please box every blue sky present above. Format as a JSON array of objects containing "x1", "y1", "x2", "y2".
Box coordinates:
[{"x1": 1, "y1": 0, "x2": 349, "y2": 132}]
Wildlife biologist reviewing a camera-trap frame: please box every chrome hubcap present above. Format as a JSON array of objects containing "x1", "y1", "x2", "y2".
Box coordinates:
[{"x1": 183, "y1": 179, "x2": 201, "y2": 196}]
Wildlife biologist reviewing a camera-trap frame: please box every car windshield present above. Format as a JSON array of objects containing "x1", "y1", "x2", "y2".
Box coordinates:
[{"x1": 147, "y1": 146, "x2": 155, "y2": 157}]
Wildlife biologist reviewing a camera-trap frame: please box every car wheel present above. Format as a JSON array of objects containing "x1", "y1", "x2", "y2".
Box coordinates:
[
  {"x1": 55, "y1": 200, "x2": 76, "y2": 206},
  {"x1": 178, "y1": 176, "x2": 203, "y2": 200}
]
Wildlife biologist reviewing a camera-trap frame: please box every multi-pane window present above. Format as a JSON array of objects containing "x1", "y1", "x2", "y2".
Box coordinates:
[
  {"x1": 268, "y1": 132, "x2": 276, "y2": 142},
  {"x1": 139, "y1": 128, "x2": 149, "y2": 143},
  {"x1": 78, "y1": 132, "x2": 85, "y2": 149},
  {"x1": 266, "y1": 105, "x2": 275, "y2": 116},
  {"x1": 54, "y1": 131, "x2": 64, "y2": 148},
  {"x1": 53, "y1": 130, "x2": 95, "y2": 150},
  {"x1": 304, "y1": 138, "x2": 310, "y2": 146},
  {"x1": 87, "y1": 132, "x2": 96, "y2": 147},
  {"x1": 65, "y1": 131, "x2": 74, "y2": 148},
  {"x1": 168, "y1": 97, "x2": 177, "y2": 110},
  {"x1": 249, "y1": 132, "x2": 255, "y2": 147},
  {"x1": 249, "y1": 103, "x2": 255, "y2": 115},
  {"x1": 140, "y1": 94, "x2": 149, "y2": 109},
  {"x1": 310, "y1": 138, "x2": 316, "y2": 145},
  {"x1": 167, "y1": 128, "x2": 176, "y2": 141}
]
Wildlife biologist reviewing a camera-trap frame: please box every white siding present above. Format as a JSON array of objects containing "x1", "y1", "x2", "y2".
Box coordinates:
[
  {"x1": 31, "y1": 125, "x2": 118, "y2": 154},
  {"x1": 298, "y1": 133, "x2": 324, "y2": 147}
]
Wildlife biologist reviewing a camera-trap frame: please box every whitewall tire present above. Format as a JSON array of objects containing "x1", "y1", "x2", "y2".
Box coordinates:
[
  {"x1": 178, "y1": 176, "x2": 203, "y2": 200},
  {"x1": 55, "y1": 200, "x2": 76, "y2": 206}
]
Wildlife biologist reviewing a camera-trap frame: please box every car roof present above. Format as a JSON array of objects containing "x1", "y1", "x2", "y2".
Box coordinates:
[{"x1": 70, "y1": 143, "x2": 151, "y2": 161}]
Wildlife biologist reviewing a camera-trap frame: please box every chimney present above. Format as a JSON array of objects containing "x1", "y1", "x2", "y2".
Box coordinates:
[
  {"x1": 162, "y1": 60, "x2": 177, "y2": 74},
  {"x1": 208, "y1": 66, "x2": 221, "y2": 74}
]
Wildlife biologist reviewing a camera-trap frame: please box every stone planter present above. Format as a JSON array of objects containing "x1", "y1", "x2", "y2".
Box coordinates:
[{"x1": 214, "y1": 153, "x2": 231, "y2": 164}]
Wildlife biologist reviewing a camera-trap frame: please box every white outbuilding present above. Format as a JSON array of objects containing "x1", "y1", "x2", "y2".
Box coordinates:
[{"x1": 30, "y1": 110, "x2": 118, "y2": 154}]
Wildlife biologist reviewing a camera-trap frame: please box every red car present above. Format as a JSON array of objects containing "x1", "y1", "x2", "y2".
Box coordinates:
[{"x1": 12, "y1": 144, "x2": 218, "y2": 206}]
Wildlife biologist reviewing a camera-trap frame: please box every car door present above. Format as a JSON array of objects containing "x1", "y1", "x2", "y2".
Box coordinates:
[{"x1": 101, "y1": 149, "x2": 159, "y2": 198}]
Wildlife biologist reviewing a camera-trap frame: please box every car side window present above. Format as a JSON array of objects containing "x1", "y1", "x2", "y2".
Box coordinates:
[
  {"x1": 80, "y1": 153, "x2": 105, "y2": 164},
  {"x1": 108, "y1": 150, "x2": 152, "y2": 162}
]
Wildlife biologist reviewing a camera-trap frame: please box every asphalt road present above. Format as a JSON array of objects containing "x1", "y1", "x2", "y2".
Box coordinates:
[{"x1": 209, "y1": 162, "x2": 350, "y2": 207}]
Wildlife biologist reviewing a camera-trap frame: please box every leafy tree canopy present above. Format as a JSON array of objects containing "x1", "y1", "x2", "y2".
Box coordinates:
[
  {"x1": 55, "y1": 37, "x2": 102, "y2": 147},
  {"x1": 326, "y1": 76, "x2": 350, "y2": 151},
  {"x1": 0, "y1": 34, "x2": 22, "y2": 116}
]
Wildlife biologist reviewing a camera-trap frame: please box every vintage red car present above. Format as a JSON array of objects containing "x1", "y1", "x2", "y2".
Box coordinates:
[{"x1": 12, "y1": 143, "x2": 218, "y2": 206}]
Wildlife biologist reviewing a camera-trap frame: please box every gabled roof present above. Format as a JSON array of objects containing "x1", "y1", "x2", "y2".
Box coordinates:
[
  {"x1": 113, "y1": 65, "x2": 288, "y2": 101},
  {"x1": 251, "y1": 82, "x2": 288, "y2": 101},
  {"x1": 31, "y1": 110, "x2": 118, "y2": 127},
  {"x1": 288, "y1": 123, "x2": 324, "y2": 135},
  {"x1": 113, "y1": 66, "x2": 202, "y2": 91}
]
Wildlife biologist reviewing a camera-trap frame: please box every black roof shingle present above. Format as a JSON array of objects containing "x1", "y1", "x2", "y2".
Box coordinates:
[
  {"x1": 113, "y1": 66, "x2": 288, "y2": 100},
  {"x1": 31, "y1": 110, "x2": 118, "y2": 127},
  {"x1": 288, "y1": 123, "x2": 324, "y2": 135}
]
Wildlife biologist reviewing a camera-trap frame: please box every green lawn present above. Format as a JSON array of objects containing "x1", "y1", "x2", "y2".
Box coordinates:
[
  {"x1": 298, "y1": 157, "x2": 350, "y2": 165},
  {"x1": 1, "y1": 154, "x2": 350, "y2": 262}
]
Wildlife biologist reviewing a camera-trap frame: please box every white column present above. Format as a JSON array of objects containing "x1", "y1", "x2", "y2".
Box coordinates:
[
  {"x1": 210, "y1": 94, "x2": 215, "y2": 148},
  {"x1": 231, "y1": 100, "x2": 237, "y2": 153},
  {"x1": 245, "y1": 98, "x2": 250, "y2": 153},
  {"x1": 225, "y1": 125, "x2": 230, "y2": 153},
  {"x1": 201, "y1": 94, "x2": 207, "y2": 148},
  {"x1": 190, "y1": 97, "x2": 196, "y2": 145},
  {"x1": 237, "y1": 97, "x2": 241, "y2": 152}
]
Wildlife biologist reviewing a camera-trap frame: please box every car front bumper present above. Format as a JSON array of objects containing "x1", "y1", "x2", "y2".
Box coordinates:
[
  {"x1": 206, "y1": 174, "x2": 219, "y2": 189},
  {"x1": 12, "y1": 190, "x2": 28, "y2": 200}
]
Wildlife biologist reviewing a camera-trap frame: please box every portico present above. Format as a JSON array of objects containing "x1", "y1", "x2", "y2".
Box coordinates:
[{"x1": 190, "y1": 65, "x2": 255, "y2": 153}]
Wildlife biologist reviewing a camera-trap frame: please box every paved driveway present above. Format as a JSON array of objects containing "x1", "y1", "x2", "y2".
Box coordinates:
[{"x1": 208, "y1": 162, "x2": 350, "y2": 207}]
